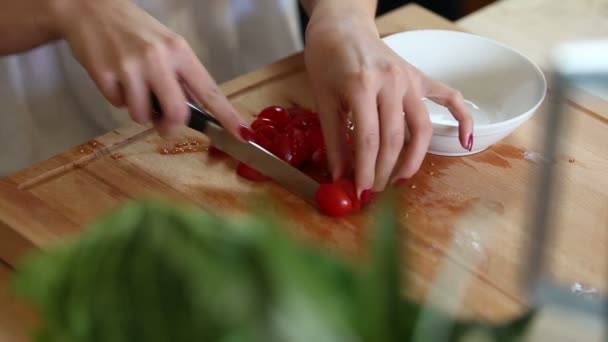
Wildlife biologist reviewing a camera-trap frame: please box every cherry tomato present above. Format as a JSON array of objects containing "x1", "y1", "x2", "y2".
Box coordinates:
[
  {"x1": 289, "y1": 128, "x2": 313, "y2": 166},
  {"x1": 271, "y1": 133, "x2": 294, "y2": 164},
  {"x1": 251, "y1": 117, "x2": 276, "y2": 131},
  {"x1": 316, "y1": 183, "x2": 353, "y2": 217},
  {"x1": 305, "y1": 125, "x2": 325, "y2": 150},
  {"x1": 258, "y1": 106, "x2": 290, "y2": 127},
  {"x1": 237, "y1": 163, "x2": 269, "y2": 182},
  {"x1": 287, "y1": 113, "x2": 320, "y2": 131},
  {"x1": 252, "y1": 124, "x2": 279, "y2": 149},
  {"x1": 311, "y1": 148, "x2": 327, "y2": 165},
  {"x1": 334, "y1": 178, "x2": 361, "y2": 212}
]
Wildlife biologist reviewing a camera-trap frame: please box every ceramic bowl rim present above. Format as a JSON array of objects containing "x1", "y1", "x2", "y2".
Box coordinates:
[{"x1": 382, "y1": 29, "x2": 548, "y2": 132}]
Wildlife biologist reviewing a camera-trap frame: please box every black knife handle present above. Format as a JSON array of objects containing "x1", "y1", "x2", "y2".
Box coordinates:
[{"x1": 151, "y1": 94, "x2": 221, "y2": 133}]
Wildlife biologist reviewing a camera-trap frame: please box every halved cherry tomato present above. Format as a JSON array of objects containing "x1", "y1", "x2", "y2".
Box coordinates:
[
  {"x1": 334, "y1": 178, "x2": 361, "y2": 212},
  {"x1": 252, "y1": 124, "x2": 279, "y2": 149},
  {"x1": 305, "y1": 125, "x2": 325, "y2": 150},
  {"x1": 289, "y1": 128, "x2": 313, "y2": 167},
  {"x1": 251, "y1": 117, "x2": 276, "y2": 131},
  {"x1": 271, "y1": 133, "x2": 294, "y2": 164},
  {"x1": 258, "y1": 106, "x2": 289, "y2": 127},
  {"x1": 237, "y1": 163, "x2": 269, "y2": 181},
  {"x1": 311, "y1": 148, "x2": 327, "y2": 165},
  {"x1": 287, "y1": 113, "x2": 320, "y2": 131},
  {"x1": 316, "y1": 183, "x2": 353, "y2": 217}
]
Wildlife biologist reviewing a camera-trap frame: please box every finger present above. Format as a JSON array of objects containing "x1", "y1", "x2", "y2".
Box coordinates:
[
  {"x1": 178, "y1": 50, "x2": 247, "y2": 141},
  {"x1": 349, "y1": 87, "x2": 380, "y2": 196},
  {"x1": 426, "y1": 80, "x2": 474, "y2": 150},
  {"x1": 121, "y1": 63, "x2": 151, "y2": 125},
  {"x1": 147, "y1": 58, "x2": 188, "y2": 137},
  {"x1": 374, "y1": 86, "x2": 406, "y2": 190},
  {"x1": 316, "y1": 93, "x2": 350, "y2": 181},
  {"x1": 390, "y1": 90, "x2": 432, "y2": 183},
  {"x1": 91, "y1": 69, "x2": 125, "y2": 107}
]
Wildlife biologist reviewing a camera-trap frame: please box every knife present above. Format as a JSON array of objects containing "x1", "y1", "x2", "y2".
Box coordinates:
[{"x1": 151, "y1": 96, "x2": 320, "y2": 202}]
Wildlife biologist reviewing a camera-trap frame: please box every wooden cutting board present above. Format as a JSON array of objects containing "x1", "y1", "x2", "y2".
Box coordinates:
[{"x1": 1, "y1": 4, "x2": 607, "y2": 322}]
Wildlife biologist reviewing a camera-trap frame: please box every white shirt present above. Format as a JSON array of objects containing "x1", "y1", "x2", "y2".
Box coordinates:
[{"x1": 0, "y1": 0, "x2": 302, "y2": 175}]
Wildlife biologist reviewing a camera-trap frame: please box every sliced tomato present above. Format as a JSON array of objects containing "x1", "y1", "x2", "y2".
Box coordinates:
[
  {"x1": 289, "y1": 128, "x2": 313, "y2": 167},
  {"x1": 251, "y1": 117, "x2": 276, "y2": 131},
  {"x1": 258, "y1": 106, "x2": 289, "y2": 127},
  {"x1": 305, "y1": 125, "x2": 325, "y2": 150},
  {"x1": 316, "y1": 183, "x2": 353, "y2": 217},
  {"x1": 237, "y1": 163, "x2": 269, "y2": 181},
  {"x1": 252, "y1": 124, "x2": 279, "y2": 149}
]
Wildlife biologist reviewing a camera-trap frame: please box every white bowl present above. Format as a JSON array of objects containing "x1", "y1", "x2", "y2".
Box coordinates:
[{"x1": 383, "y1": 30, "x2": 547, "y2": 156}]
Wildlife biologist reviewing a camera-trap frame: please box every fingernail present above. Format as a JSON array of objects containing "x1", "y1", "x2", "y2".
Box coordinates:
[
  {"x1": 239, "y1": 125, "x2": 254, "y2": 142},
  {"x1": 467, "y1": 134, "x2": 474, "y2": 152},
  {"x1": 361, "y1": 189, "x2": 378, "y2": 205}
]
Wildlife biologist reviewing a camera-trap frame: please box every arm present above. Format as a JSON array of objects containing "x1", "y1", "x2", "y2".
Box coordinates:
[
  {"x1": 0, "y1": 1, "x2": 60, "y2": 55},
  {"x1": 0, "y1": 0, "x2": 246, "y2": 140},
  {"x1": 299, "y1": 0, "x2": 376, "y2": 17}
]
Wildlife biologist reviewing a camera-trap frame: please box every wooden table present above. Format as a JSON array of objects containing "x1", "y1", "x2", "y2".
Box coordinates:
[{"x1": 1, "y1": 3, "x2": 606, "y2": 339}]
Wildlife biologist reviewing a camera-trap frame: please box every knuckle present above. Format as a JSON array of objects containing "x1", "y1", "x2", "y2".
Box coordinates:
[
  {"x1": 385, "y1": 129, "x2": 405, "y2": 152},
  {"x1": 414, "y1": 120, "x2": 433, "y2": 141},
  {"x1": 381, "y1": 62, "x2": 402, "y2": 80},
  {"x1": 200, "y1": 85, "x2": 223, "y2": 103},
  {"x1": 447, "y1": 90, "x2": 464, "y2": 107},
  {"x1": 119, "y1": 59, "x2": 138, "y2": 75},
  {"x1": 358, "y1": 130, "x2": 380, "y2": 152},
  {"x1": 143, "y1": 42, "x2": 166, "y2": 62},
  {"x1": 164, "y1": 34, "x2": 188, "y2": 53},
  {"x1": 346, "y1": 71, "x2": 374, "y2": 93}
]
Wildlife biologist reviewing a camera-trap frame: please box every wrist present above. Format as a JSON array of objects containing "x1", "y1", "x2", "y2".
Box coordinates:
[{"x1": 305, "y1": 2, "x2": 378, "y2": 41}]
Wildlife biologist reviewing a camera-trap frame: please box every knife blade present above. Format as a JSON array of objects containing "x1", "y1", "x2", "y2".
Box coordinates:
[{"x1": 151, "y1": 97, "x2": 320, "y2": 202}]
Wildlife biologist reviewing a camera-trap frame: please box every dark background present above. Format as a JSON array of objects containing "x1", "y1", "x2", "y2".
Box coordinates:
[{"x1": 298, "y1": 0, "x2": 495, "y2": 37}]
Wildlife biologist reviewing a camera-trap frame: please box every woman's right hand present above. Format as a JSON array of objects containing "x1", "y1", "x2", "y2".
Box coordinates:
[{"x1": 52, "y1": 0, "x2": 247, "y2": 139}]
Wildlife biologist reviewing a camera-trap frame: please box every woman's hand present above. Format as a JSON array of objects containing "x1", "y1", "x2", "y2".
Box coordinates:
[
  {"x1": 53, "y1": 0, "x2": 246, "y2": 138},
  {"x1": 304, "y1": 3, "x2": 473, "y2": 194}
]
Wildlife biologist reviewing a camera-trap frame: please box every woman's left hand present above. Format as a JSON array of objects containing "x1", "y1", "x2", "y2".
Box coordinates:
[{"x1": 304, "y1": 5, "x2": 473, "y2": 195}]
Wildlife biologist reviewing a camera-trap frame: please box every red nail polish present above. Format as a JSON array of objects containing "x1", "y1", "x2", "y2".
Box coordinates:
[
  {"x1": 361, "y1": 189, "x2": 378, "y2": 206},
  {"x1": 239, "y1": 125, "x2": 254, "y2": 142},
  {"x1": 467, "y1": 134, "x2": 474, "y2": 152}
]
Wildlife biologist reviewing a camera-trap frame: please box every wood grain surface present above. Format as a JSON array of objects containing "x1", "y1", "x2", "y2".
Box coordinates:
[{"x1": 1, "y1": 4, "x2": 606, "y2": 330}]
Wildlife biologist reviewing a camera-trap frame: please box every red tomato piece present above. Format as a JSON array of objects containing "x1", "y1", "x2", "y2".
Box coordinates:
[
  {"x1": 360, "y1": 189, "x2": 379, "y2": 206},
  {"x1": 258, "y1": 106, "x2": 289, "y2": 127},
  {"x1": 315, "y1": 183, "x2": 353, "y2": 217},
  {"x1": 251, "y1": 117, "x2": 275, "y2": 131},
  {"x1": 252, "y1": 124, "x2": 279, "y2": 149},
  {"x1": 271, "y1": 133, "x2": 295, "y2": 164},
  {"x1": 209, "y1": 146, "x2": 229, "y2": 158},
  {"x1": 334, "y1": 178, "x2": 361, "y2": 212},
  {"x1": 311, "y1": 148, "x2": 327, "y2": 165},
  {"x1": 288, "y1": 113, "x2": 320, "y2": 130},
  {"x1": 237, "y1": 163, "x2": 269, "y2": 182},
  {"x1": 290, "y1": 128, "x2": 313, "y2": 167},
  {"x1": 305, "y1": 125, "x2": 325, "y2": 150}
]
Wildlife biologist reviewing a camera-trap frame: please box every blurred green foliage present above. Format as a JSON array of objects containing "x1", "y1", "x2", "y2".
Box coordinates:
[{"x1": 12, "y1": 197, "x2": 534, "y2": 342}]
